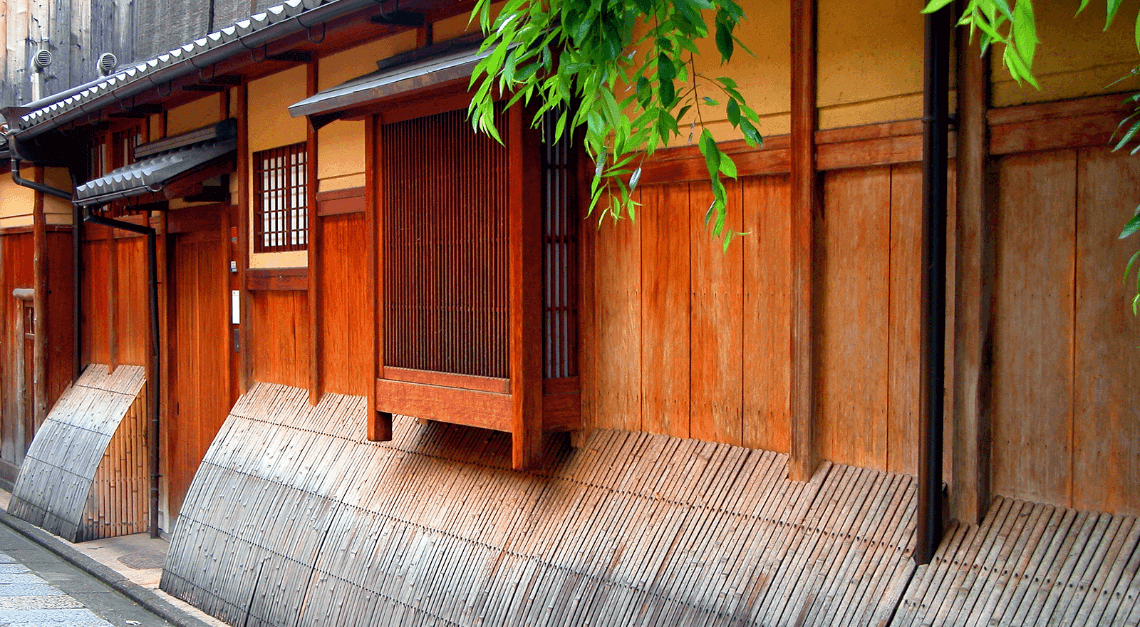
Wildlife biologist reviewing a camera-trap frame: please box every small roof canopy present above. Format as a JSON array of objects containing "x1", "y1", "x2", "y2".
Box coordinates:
[
  {"x1": 76, "y1": 120, "x2": 236, "y2": 206},
  {"x1": 289, "y1": 34, "x2": 489, "y2": 128}
]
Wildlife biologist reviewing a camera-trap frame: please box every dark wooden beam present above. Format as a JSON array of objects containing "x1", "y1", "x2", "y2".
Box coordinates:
[
  {"x1": 508, "y1": 104, "x2": 544, "y2": 471},
  {"x1": 236, "y1": 83, "x2": 252, "y2": 394},
  {"x1": 951, "y1": 20, "x2": 994, "y2": 526},
  {"x1": 367, "y1": 115, "x2": 392, "y2": 441},
  {"x1": 788, "y1": 0, "x2": 817, "y2": 482},
  {"x1": 32, "y1": 166, "x2": 48, "y2": 428},
  {"x1": 307, "y1": 61, "x2": 322, "y2": 407},
  {"x1": 246, "y1": 267, "x2": 308, "y2": 291}
]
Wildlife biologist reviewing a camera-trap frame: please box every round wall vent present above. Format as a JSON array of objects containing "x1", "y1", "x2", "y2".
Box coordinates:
[
  {"x1": 33, "y1": 49, "x2": 52, "y2": 71},
  {"x1": 97, "y1": 52, "x2": 117, "y2": 76}
]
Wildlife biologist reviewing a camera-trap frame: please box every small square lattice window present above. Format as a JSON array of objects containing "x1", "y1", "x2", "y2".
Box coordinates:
[{"x1": 254, "y1": 142, "x2": 308, "y2": 253}]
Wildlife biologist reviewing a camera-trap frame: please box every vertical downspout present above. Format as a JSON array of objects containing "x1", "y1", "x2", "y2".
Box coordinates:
[
  {"x1": 82, "y1": 206, "x2": 161, "y2": 539},
  {"x1": 72, "y1": 174, "x2": 83, "y2": 383},
  {"x1": 916, "y1": 1, "x2": 953, "y2": 565}
]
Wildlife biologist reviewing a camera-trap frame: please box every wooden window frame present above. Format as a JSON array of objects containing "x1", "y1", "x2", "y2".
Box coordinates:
[{"x1": 253, "y1": 142, "x2": 309, "y2": 254}]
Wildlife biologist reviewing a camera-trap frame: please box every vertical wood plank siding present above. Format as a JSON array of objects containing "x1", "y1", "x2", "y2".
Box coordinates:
[{"x1": 381, "y1": 107, "x2": 510, "y2": 379}]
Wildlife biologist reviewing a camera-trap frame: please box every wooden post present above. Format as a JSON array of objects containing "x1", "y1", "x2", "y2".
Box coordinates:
[
  {"x1": 307, "y1": 62, "x2": 322, "y2": 406},
  {"x1": 236, "y1": 83, "x2": 252, "y2": 394},
  {"x1": 509, "y1": 104, "x2": 543, "y2": 471},
  {"x1": 367, "y1": 115, "x2": 392, "y2": 441},
  {"x1": 788, "y1": 0, "x2": 818, "y2": 482},
  {"x1": 951, "y1": 26, "x2": 993, "y2": 525},
  {"x1": 108, "y1": 224, "x2": 118, "y2": 373},
  {"x1": 31, "y1": 166, "x2": 48, "y2": 428}
]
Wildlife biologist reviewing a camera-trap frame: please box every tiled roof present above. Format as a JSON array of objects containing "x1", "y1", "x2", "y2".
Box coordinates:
[
  {"x1": 75, "y1": 138, "x2": 236, "y2": 204},
  {"x1": 16, "y1": 0, "x2": 339, "y2": 133}
]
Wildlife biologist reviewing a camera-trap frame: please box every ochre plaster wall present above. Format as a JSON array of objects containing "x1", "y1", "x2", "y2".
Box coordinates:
[
  {"x1": 0, "y1": 167, "x2": 73, "y2": 229},
  {"x1": 248, "y1": 66, "x2": 308, "y2": 269},
  {"x1": 316, "y1": 30, "x2": 417, "y2": 192},
  {"x1": 166, "y1": 94, "x2": 224, "y2": 136},
  {"x1": 990, "y1": 0, "x2": 1140, "y2": 107}
]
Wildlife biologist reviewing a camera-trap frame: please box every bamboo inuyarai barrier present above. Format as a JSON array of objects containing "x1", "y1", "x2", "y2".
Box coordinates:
[
  {"x1": 162, "y1": 383, "x2": 919, "y2": 627},
  {"x1": 8, "y1": 364, "x2": 148, "y2": 542}
]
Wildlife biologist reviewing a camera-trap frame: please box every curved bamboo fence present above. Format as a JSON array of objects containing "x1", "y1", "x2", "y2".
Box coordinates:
[
  {"x1": 162, "y1": 383, "x2": 918, "y2": 627},
  {"x1": 8, "y1": 364, "x2": 148, "y2": 542}
]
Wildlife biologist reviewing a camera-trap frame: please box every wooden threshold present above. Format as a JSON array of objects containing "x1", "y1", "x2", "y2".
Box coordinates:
[
  {"x1": 382, "y1": 366, "x2": 509, "y2": 394},
  {"x1": 375, "y1": 377, "x2": 512, "y2": 432}
]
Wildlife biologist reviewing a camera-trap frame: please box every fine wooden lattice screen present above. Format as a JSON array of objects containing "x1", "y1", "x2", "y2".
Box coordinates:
[
  {"x1": 254, "y1": 142, "x2": 308, "y2": 253},
  {"x1": 542, "y1": 112, "x2": 578, "y2": 380},
  {"x1": 382, "y1": 106, "x2": 510, "y2": 379}
]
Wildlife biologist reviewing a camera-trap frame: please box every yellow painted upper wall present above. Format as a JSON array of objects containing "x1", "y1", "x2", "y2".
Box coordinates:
[
  {"x1": 167, "y1": 94, "x2": 223, "y2": 136},
  {"x1": 0, "y1": 167, "x2": 74, "y2": 228},
  {"x1": 249, "y1": 66, "x2": 308, "y2": 152},
  {"x1": 817, "y1": 0, "x2": 927, "y2": 129},
  {"x1": 249, "y1": 66, "x2": 309, "y2": 268},
  {"x1": 991, "y1": 0, "x2": 1140, "y2": 107},
  {"x1": 316, "y1": 30, "x2": 418, "y2": 187},
  {"x1": 687, "y1": 0, "x2": 791, "y2": 140}
]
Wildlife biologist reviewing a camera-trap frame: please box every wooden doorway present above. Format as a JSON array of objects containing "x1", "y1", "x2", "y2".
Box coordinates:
[
  {"x1": 166, "y1": 213, "x2": 232, "y2": 521},
  {"x1": 11, "y1": 292, "x2": 35, "y2": 462}
]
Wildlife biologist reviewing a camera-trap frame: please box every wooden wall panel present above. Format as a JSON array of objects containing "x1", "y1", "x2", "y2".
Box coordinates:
[
  {"x1": 45, "y1": 231, "x2": 75, "y2": 409},
  {"x1": 743, "y1": 175, "x2": 792, "y2": 453},
  {"x1": 591, "y1": 196, "x2": 641, "y2": 432},
  {"x1": 114, "y1": 237, "x2": 148, "y2": 367},
  {"x1": 992, "y1": 151, "x2": 1077, "y2": 508},
  {"x1": 81, "y1": 239, "x2": 110, "y2": 366},
  {"x1": 319, "y1": 213, "x2": 369, "y2": 396},
  {"x1": 887, "y1": 164, "x2": 922, "y2": 475},
  {"x1": 251, "y1": 290, "x2": 310, "y2": 389},
  {"x1": 690, "y1": 182, "x2": 744, "y2": 446},
  {"x1": 816, "y1": 167, "x2": 891, "y2": 469},
  {"x1": 1, "y1": 233, "x2": 33, "y2": 466},
  {"x1": 639, "y1": 184, "x2": 690, "y2": 439},
  {"x1": 1073, "y1": 148, "x2": 1140, "y2": 515}
]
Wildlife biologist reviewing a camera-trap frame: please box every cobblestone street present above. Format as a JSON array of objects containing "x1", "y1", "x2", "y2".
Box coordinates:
[{"x1": 0, "y1": 523, "x2": 172, "y2": 627}]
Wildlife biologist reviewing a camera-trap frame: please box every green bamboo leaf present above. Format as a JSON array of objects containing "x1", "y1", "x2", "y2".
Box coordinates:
[
  {"x1": 1124, "y1": 250, "x2": 1140, "y2": 287},
  {"x1": 719, "y1": 153, "x2": 738, "y2": 178},
  {"x1": 1121, "y1": 213, "x2": 1140, "y2": 239},
  {"x1": 722, "y1": 230, "x2": 736, "y2": 253},
  {"x1": 990, "y1": 0, "x2": 1015, "y2": 21},
  {"x1": 1077, "y1": 0, "x2": 1091, "y2": 14},
  {"x1": 727, "y1": 98, "x2": 741, "y2": 126},
  {"x1": 1107, "y1": 0, "x2": 1124, "y2": 29},
  {"x1": 1113, "y1": 119, "x2": 1140, "y2": 151},
  {"x1": 715, "y1": 17, "x2": 734, "y2": 61},
  {"x1": 1134, "y1": 8, "x2": 1140, "y2": 52},
  {"x1": 921, "y1": 0, "x2": 955, "y2": 13},
  {"x1": 1012, "y1": 0, "x2": 1037, "y2": 68}
]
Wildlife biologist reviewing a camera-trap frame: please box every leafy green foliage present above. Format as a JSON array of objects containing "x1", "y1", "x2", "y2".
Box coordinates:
[
  {"x1": 468, "y1": 0, "x2": 761, "y2": 242},
  {"x1": 930, "y1": 0, "x2": 1140, "y2": 311}
]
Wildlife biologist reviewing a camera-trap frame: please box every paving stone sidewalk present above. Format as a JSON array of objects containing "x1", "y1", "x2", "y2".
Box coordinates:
[{"x1": 0, "y1": 523, "x2": 172, "y2": 627}]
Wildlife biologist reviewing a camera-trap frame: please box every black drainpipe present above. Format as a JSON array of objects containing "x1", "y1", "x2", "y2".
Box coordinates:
[
  {"x1": 83, "y1": 205, "x2": 161, "y2": 540},
  {"x1": 916, "y1": 1, "x2": 953, "y2": 565}
]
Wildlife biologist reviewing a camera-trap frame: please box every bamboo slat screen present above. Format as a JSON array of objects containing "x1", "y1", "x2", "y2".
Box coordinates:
[
  {"x1": 254, "y1": 142, "x2": 308, "y2": 253},
  {"x1": 382, "y1": 106, "x2": 510, "y2": 379},
  {"x1": 542, "y1": 112, "x2": 578, "y2": 379}
]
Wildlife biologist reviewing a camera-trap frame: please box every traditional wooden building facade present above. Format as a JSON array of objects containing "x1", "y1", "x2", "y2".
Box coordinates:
[{"x1": 0, "y1": 0, "x2": 1138, "y2": 623}]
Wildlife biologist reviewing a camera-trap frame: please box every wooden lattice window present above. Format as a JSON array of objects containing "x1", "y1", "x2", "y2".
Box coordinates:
[
  {"x1": 254, "y1": 142, "x2": 308, "y2": 253},
  {"x1": 542, "y1": 111, "x2": 578, "y2": 379},
  {"x1": 382, "y1": 105, "x2": 510, "y2": 379}
]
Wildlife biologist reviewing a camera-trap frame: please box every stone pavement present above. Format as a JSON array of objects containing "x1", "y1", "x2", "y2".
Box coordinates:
[{"x1": 0, "y1": 521, "x2": 173, "y2": 627}]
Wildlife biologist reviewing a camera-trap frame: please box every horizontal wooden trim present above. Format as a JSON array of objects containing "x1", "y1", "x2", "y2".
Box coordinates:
[
  {"x1": 986, "y1": 93, "x2": 1129, "y2": 126},
  {"x1": 167, "y1": 208, "x2": 224, "y2": 234},
  {"x1": 316, "y1": 187, "x2": 365, "y2": 217},
  {"x1": 246, "y1": 267, "x2": 308, "y2": 291},
  {"x1": 0, "y1": 225, "x2": 73, "y2": 235},
  {"x1": 815, "y1": 120, "x2": 924, "y2": 145},
  {"x1": 382, "y1": 366, "x2": 509, "y2": 394},
  {"x1": 542, "y1": 390, "x2": 580, "y2": 433},
  {"x1": 12, "y1": 288, "x2": 34, "y2": 301},
  {"x1": 988, "y1": 95, "x2": 1130, "y2": 155},
  {"x1": 375, "y1": 377, "x2": 512, "y2": 432},
  {"x1": 542, "y1": 377, "x2": 579, "y2": 395},
  {"x1": 639, "y1": 136, "x2": 790, "y2": 185}
]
